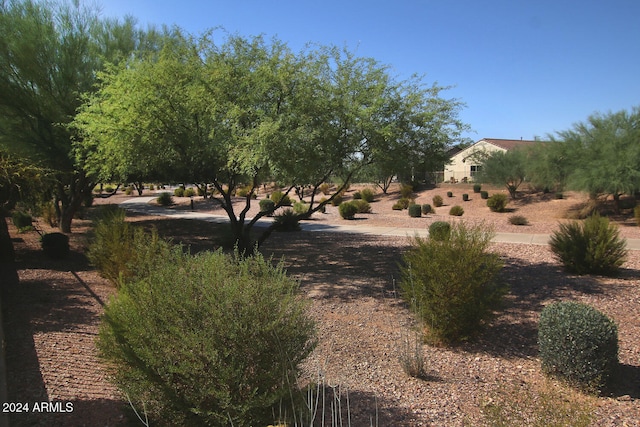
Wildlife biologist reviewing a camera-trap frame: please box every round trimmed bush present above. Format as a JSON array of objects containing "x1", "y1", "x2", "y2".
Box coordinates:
[
  {"x1": 339, "y1": 202, "x2": 358, "y2": 219},
  {"x1": 392, "y1": 202, "x2": 404, "y2": 210},
  {"x1": 351, "y1": 199, "x2": 371, "y2": 213},
  {"x1": 360, "y1": 188, "x2": 375, "y2": 203},
  {"x1": 12, "y1": 211, "x2": 32, "y2": 229},
  {"x1": 487, "y1": 193, "x2": 508, "y2": 212},
  {"x1": 173, "y1": 187, "x2": 185, "y2": 197},
  {"x1": 432, "y1": 195, "x2": 443, "y2": 207},
  {"x1": 509, "y1": 215, "x2": 529, "y2": 226},
  {"x1": 41, "y1": 232, "x2": 69, "y2": 259},
  {"x1": 447, "y1": 191, "x2": 453, "y2": 198},
  {"x1": 184, "y1": 188, "x2": 196, "y2": 197},
  {"x1": 157, "y1": 192, "x2": 173, "y2": 206},
  {"x1": 480, "y1": 190, "x2": 489, "y2": 199},
  {"x1": 429, "y1": 221, "x2": 451, "y2": 241},
  {"x1": 421, "y1": 204, "x2": 432, "y2": 215},
  {"x1": 449, "y1": 205, "x2": 464, "y2": 216},
  {"x1": 270, "y1": 190, "x2": 292, "y2": 206},
  {"x1": 473, "y1": 184, "x2": 482, "y2": 193},
  {"x1": 408, "y1": 204, "x2": 422, "y2": 218},
  {"x1": 259, "y1": 198, "x2": 276, "y2": 214},
  {"x1": 538, "y1": 301, "x2": 618, "y2": 392},
  {"x1": 462, "y1": 193, "x2": 469, "y2": 201},
  {"x1": 352, "y1": 191, "x2": 362, "y2": 200}
]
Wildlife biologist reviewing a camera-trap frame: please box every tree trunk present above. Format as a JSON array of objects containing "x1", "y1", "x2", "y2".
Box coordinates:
[{"x1": 0, "y1": 216, "x2": 15, "y2": 262}]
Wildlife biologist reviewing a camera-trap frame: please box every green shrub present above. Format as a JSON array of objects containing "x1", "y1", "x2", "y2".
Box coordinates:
[
  {"x1": 271, "y1": 190, "x2": 292, "y2": 206},
  {"x1": 400, "y1": 222, "x2": 505, "y2": 344},
  {"x1": 447, "y1": 191, "x2": 453, "y2": 198},
  {"x1": 462, "y1": 193, "x2": 469, "y2": 201},
  {"x1": 12, "y1": 211, "x2": 32, "y2": 229},
  {"x1": 487, "y1": 193, "x2": 508, "y2": 212},
  {"x1": 555, "y1": 192, "x2": 564, "y2": 199},
  {"x1": 319, "y1": 182, "x2": 331, "y2": 195},
  {"x1": 360, "y1": 188, "x2": 375, "y2": 203},
  {"x1": 125, "y1": 186, "x2": 133, "y2": 196},
  {"x1": 397, "y1": 197, "x2": 412, "y2": 209},
  {"x1": 157, "y1": 192, "x2": 173, "y2": 206},
  {"x1": 392, "y1": 202, "x2": 404, "y2": 210},
  {"x1": 104, "y1": 185, "x2": 115, "y2": 193},
  {"x1": 41, "y1": 201, "x2": 58, "y2": 227},
  {"x1": 149, "y1": 184, "x2": 155, "y2": 191},
  {"x1": 88, "y1": 208, "x2": 172, "y2": 287},
  {"x1": 293, "y1": 201, "x2": 309, "y2": 215},
  {"x1": 400, "y1": 184, "x2": 413, "y2": 198},
  {"x1": 339, "y1": 202, "x2": 358, "y2": 219},
  {"x1": 509, "y1": 215, "x2": 529, "y2": 226},
  {"x1": 98, "y1": 249, "x2": 316, "y2": 427},
  {"x1": 173, "y1": 187, "x2": 185, "y2": 197},
  {"x1": 197, "y1": 186, "x2": 206, "y2": 196},
  {"x1": 538, "y1": 302, "x2": 618, "y2": 392},
  {"x1": 473, "y1": 183, "x2": 482, "y2": 193},
  {"x1": 421, "y1": 204, "x2": 432, "y2": 215},
  {"x1": 317, "y1": 197, "x2": 327, "y2": 213},
  {"x1": 184, "y1": 188, "x2": 196, "y2": 197},
  {"x1": 408, "y1": 203, "x2": 422, "y2": 218},
  {"x1": 330, "y1": 193, "x2": 343, "y2": 206},
  {"x1": 428, "y1": 221, "x2": 451, "y2": 241},
  {"x1": 352, "y1": 191, "x2": 362, "y2": 200},
  {"x1": 41, "y1": 232, "x2": 69, "y2": 259},
  {"x1": 432, "y1": 195, "x2": 443, "y2": 207},
  {"x1": 549, "y1": 214, "x2": 627, "y2": 276},
  {"x1": 449, "y1": 205, "x2": 464, "y2": 216},
  {"x1": 480, "y1": 190, "x2": 489, "y2": 199},
  {"x1": 351, "y1": 199, "x2": 371, "y2": 213},
  {"x1": 635, "y1": 206, "x2": 640, "y2": 226},
  {"x1": 273, "y1": 208, "x2": 301, "y2": 232},
  {"x1": 259, "y1": 198, "x2": 276, "y2": 215}
]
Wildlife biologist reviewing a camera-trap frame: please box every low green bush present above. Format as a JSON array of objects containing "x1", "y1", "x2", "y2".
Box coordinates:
[
  {"x1": 473, "y1": 183, "x2": 482, "y2": 193},
  {"x1": 259, "y1": 198, "x2": 276, "y2": 215},
  {"x1": 351, "y1": 199, "x2": 371, "y2": 213},
  {"x1": 397, "y1": 197, "x2": 412, "y2": 209},
  {"x1": 487, "y1": 193, "x2": 508, "y2": 212},
  {"x1": 635, "y1": 206, "x2": 640, "y2": 226},
  {"x1": 173, "y1": 187, "x2": 185, "y2": 197},
  {"x1": 400, "y1": 222, "x2": 505, "y2": 344},
  {"x1": 293, "y1": 201, "x2": 309, "y2": 215},
  {"x1": 12, "y1": 211, "x2": 32, "y2": 229},
  {"x1": 330, "y1": 193, "x2": 343, "y2": 206},
  {"x1": 428, "y1": 221, "x2": 451, "y2": 241},
  {"x1": 408, "y1": 204, "x2": 422, "y2": 218},
  {"x1": 462, "y1": 193, "x2": 469, "y2": 201},
  {"x1": 157, "y1": 192, "x2": 173, "y2": 206},
  {"x1": 360, "y1": 188, "x2": 375, "y2": 203},
  {"x1": 271, "y1": 190, "x2": 292, "y2": 206},
  {"x1": 273, "y1": 208, "x2": 300, "y2": 231},
  {"x1": 447, "y1": 191, "x2": 453, "y2": 198},
  {"x1": 400, "y1": 184, "x2": 413, "y2": 198},
  {"x1": 339, "y1": 202, "x2": 358, "y2": 219},
  {"x1": 392, "y1": 202, "x2": 404, "y2": 210},
  {"x1": 549, "y1": 214, "x2": 627, "y2": 276},
  {"x1": 41, "y1": 201, "x2": 58, "y2": 227},
  {"x1": 555, "y1": 192, "x2": 564, "y2": 200},
  {"x1": 98, "y1": 249, "x2": 316, "y2": 426},
  {"x1": 509, "y1": 215, "x2": 529, "y2": 226},
  {"x1": 352, "y1": 191, "x2": 362, "y2": 200},
  {"x1": 41, "y1": 232, "x2": 69, "y2": 259},
  {"x1": 480, "y1": 190, "x2": 489, "y2": 199},
  {"x1": 432, "y1": 195, "x2": 443, "y2": 207},
  {"x1": 449, "y1": 205, "x2": 464, "y2": 216},
  {"x1": 125, "y1": 186, "x2": 133, "y2": 196},
  {"x1": 319, "y1": 182, "x2": 331, "y2": 195},
  {"x1": 421, "y1": 204, "x2": 432, "y2": 215},
  {"x1": 538, "y1": 301, "x2": 618, "y2": 392},
  {"x1": 184, "y1": 188, "x2": 196, "y2": 197}
]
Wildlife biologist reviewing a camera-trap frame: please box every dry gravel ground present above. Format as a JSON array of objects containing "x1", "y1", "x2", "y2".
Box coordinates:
[{"x1": 2, "y1": 183, "x2": 640, "y2": 426}]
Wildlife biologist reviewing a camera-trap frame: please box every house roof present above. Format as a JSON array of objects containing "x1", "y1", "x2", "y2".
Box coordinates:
[{"x1": 481, "y1": 138, "x2": 539, "y2": 150}]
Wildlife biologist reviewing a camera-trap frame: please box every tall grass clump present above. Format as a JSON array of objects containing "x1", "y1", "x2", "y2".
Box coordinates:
[
  {"x1": 273, "y1": 208, "x2": 301, "y2": 231},
  {"x1": 449, "y1": 205, "x2": 464, "y2": 216},
  {"x1": 538, "y1": 301, "x2": 618, "y2": 393},
  {"x1": 549, "y1": 214, "x2": 627, "y2": 276},
  {"x1": 400, "y1": 222, "x2": 506, "y2": 344},
  {"x1": 98, "y1": 249, "x2": 317, "y2": 427}
]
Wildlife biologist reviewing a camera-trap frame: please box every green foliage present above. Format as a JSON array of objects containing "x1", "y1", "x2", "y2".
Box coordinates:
[
  {"x1": 360, "y1": 188, "x2": 375, "y2": 202},
  {"x1": 41, "y1": 200, "x2": 58, "y2": 227},
  {"x1": 473, "y1": 183, "x2": 482, "y2": 193},
  {"x1": 259, "y1": 198, "x2": 276, "y2": 214},
  {"x1": 173, "y1": 187, "x2": 185, "y2": 197},
  {"x1": 421, "y1": 204, "x2": 432, "y2": 215},
  {"x1": 432, "y1": 195, "x2": 443, "y2": 207},
  {"x1": 125, "y1": 186, "x2": 133, "y2": 196},
  {"x1": 408, "y1": 203, "x2": 422, "y2": 217},
  {"x1": 273, "y1": 208, "x2": 301, "y2": 232},
  {"x1": 462, "y1": 193, "x2": 469, "y2": 201},
  {"x1": 352, "y1": 191, "x2": 362, "y2": 199},
  {"x1": 184, "y1": 188, "x2": 195, "y2": 197},
  {"x1": 538, "y1": 302, "x2": 618, "y2": 392},
  {"x1": 428, "y1": 221, "x2": 451, "y2": 241},
  {"x1": 392, "y1": 202, "x2": 404, "y2": 210},
  {"x1": 480, "y1": 190, "x2": 489, "y2": 199},
  {"x1": 350, "y1": 199, "x2": 371, "y2": 213},
  {"x1": 477, "y1": 148, "x2": 529, "y2": 198},
  {"x1": 98, "y1": 249, "x2": 316, "y2": 426},
  {"x1": 400, "y1": 222, "x2": 505, "y2": 344},
  {"x1": 635, "y1": 206, "x2": 640, "y2": 226},
  {"x1": 549, "y1": 214, "x2": 627, "y2": 276},
  {"x1": 487, "y1": 193, "x2": 508, "y2": 212},
  {"x1": 338, "y1": 202, "x2": 358, "y2": 219},
  {"x1": 446, "y1": 191, "x2": 453, "y2": 197},
  {"x1": 41, "y1": 232, "x2": 69, "y2": 259},
  {"x1": 157, "y1": 192, "x2": 173, "y2": 206},
  {"x1": 330, "y1": 193, "x2": 343, "y2": 206},
  {"x1": 449, "y1": 205, "x2": 464, "y2": 216},
  {"x1": 319, "y1": 182, "x2": 331, "y2": 195},
  {"x1": 87, "y1": 208, "x2": 172, "y2": 287},
  {"x1": 271, "y1": 190, "x2": 292, "y2": 206},
  {"x1": 509, "y1": 215, "x2": 529, "y2": 226},
  {"x1": 11, "y1": 211, "x2": 32, "y2": 229},
  {"x1": 555, "y1": 192, "x2": 564, "y2": 199},
  {"x1": 293, "y1": 201, "x2": 309, "y2": 215},
  {"x1": 400, "y1": 184, "x2": 414, "y2": 198},
  {"x1": 397, "y1": 197, "x2": 412, "y2": 209}
]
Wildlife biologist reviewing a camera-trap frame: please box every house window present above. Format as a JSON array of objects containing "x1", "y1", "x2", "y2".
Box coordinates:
[{"x1": 470, "y1": 165, "x2": 482, "y2": 177}]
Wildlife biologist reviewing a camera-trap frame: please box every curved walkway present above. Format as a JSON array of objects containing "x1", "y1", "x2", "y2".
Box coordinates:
[{"x1": 119, "y1": 197, "x2": 640, "y2": 250}]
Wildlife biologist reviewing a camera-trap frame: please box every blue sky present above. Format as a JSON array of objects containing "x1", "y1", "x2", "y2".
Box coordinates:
[{"x1": 99, "y1": 0, "x2": 640, "y2": 143}]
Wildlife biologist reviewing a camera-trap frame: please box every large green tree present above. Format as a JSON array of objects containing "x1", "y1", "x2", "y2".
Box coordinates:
[
  {"x1": 74, "y1": 32, "x2": 468, "y2": 253},
  {"x1": 0, "y1": 0, "x2": 163, "y2": 232},
  {"x1": 476, "y1": 148, "x2": 529, "y2": 199}
]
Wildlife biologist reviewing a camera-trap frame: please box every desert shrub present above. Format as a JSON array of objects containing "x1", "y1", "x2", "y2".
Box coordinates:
[
  {"x1": 462, "y1": 193, "x2": 469, "y2": 201},
  {"x1": 104, "y1": 185, "x2": 115, "y2": 193},
  {"x1": 184, "y1": 188, "x2": 196, "y2": 197},
  {"x1": 330, "y1": 193, "x2": 343, "y2": 206},
  {"x1": 400, "y1": 222, "x2": 505, "y2": 344},
  {"x1": 125, "y1": 186, "x2": 133, "y2": 196},
  {"x1": 360, "y1": 188, "x2": 375, "y2": 203},
  {"x1": 432, "y1": 195, "x2": 443, "y2": 207},
  {"x1": 41, "y1": 200, "x2": 58, "y2": 227},
  {"x1": 98, "y1": 249, "x2": 316, "y2": 427},
  {"x1": 408, "y1": 203, "x2": 422, "y2": 218},
  {"x1": 538, "y1": 301, "x2": 618, "y2": 392},
  {"x1": 352, "y1": 191, "x2": 362, "y2": 200},
  {"x1": 259, "y1": 198, "x2": 276, "y2": 214},
  {"x1": 88, "y1": 208, "x2": 172, "y2": 286},
  {"x1": 235, "y1": 185, "x2": 255, "y2": 198},
  {"x1": 351, "y1": 199, "x2": 371, "y2": 213},
  {"x1": 555, "y1": 192, "x2": 564, "y2": 199},
  {"x1": 421, "y1": 204, "x2": 432, "y2": 215},
  {"x1": 157, "y1": 192, "x2": 173, "y2": 206},
  {"x1": 339, "y1": 202, "x2": 358, "y2": 219},
  {"x1": 446, "y1": 191, "x2": 453, "y2": 198},
  {"x1": 473, "y1": 183, "x2": 482, "y2": 193},
  {"x1": 317, "y1": 197, "x2": 327, "y2": 213},
  {"x1": 400, "y1": 184, "x2": 413, "y2": 198},
  {"x1": 271, "y1": 190, "x2": 292, "y2": 206},
  {"x1": 197, "y1": 186, "x2": 206, "y2": 196},
  {"x1": 273, "y1": 208, "x2": 301, "y2": 232},
  {"x1": 397, "y1": 197, "x2": 412, "y2": 209},
  {"x1": 319, "y1": 182, "x2": 331, "y2": 195},
  {"x1": 392, "y1": 202, "x2": 404, "y2": 210},
  {"x1": 173, "y1": 187, "x2": 185, "y2": 197},
  {"x1": 399, "y1": 331, "x2": 428, "y2": 380},
  {"x1": 480, "y1": 190, "x2": 489, "y2": 199},
  {"x1": 149, "y1": 184, "x2": 155, "y2": 191},
  {"x1": 487, "y1": 193, "x2": 508, "y2": 212},
  {"x1": 549, "y1": 214, "x2": 627, "y2": 276},
  {"x1": 509, "y1": 215, "x2": 529, "y2": 226},
  {"x1": 41, "y1": 232, "x2": 69, "y2": 259},
  {"x1": 635, "y1": 206, "x2": 640, "y2": 226},
  {"x1": 428, "y1": 221, "x2": 451, "y2": 241},
  {"x1": 449, "y1": 205, "x2": 464, "y2": 216},
  {"x1": 293, "y1": 201, "x2": 309, "y2": 215},
  {"x1": 12, "y1": 211, "x2": 32, "y2": 229}
]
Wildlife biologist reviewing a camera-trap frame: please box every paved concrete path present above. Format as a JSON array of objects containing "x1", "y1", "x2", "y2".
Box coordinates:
[{"x1": 119, "y1": 197, "x2": 640, "y2": 250}]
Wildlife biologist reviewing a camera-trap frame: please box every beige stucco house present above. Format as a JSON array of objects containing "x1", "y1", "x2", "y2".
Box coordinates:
[{"x1": 443, "y1": 138, "x2": 538, "y2": 183}]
